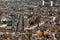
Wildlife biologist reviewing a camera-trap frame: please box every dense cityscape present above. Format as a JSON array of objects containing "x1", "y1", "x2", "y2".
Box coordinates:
[{"x1": 0, "y1": 0, "x2": 60, "y2": 40}]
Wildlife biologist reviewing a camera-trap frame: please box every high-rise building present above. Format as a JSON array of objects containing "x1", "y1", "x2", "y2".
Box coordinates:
[
  {"x1": 50, "y1": 1, "x2": 53, "y2": 6},
  {"x1": 41, "y1": 0, "x2": 55, "y2": 6},
  {"x1": 24, "y1": 15, "x2": 29, "y2": 28},
  {"x1": 19, "y1": 14, "x2": 24, "y2": 30},
  {"x1": 16, "y1": 14, "x2": 24, "y2": 31},
  {"x1": 42, "y1": 0, "x2": 45, "y2": 6}
]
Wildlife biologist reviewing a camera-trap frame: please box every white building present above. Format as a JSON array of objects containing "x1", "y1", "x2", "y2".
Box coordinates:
[
  {"x1": 42, "y1": 0, "x2": 45, "y2": 6},
  {"x1": 50, "y1": 1, "x2": 53, "y2": 6}
]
